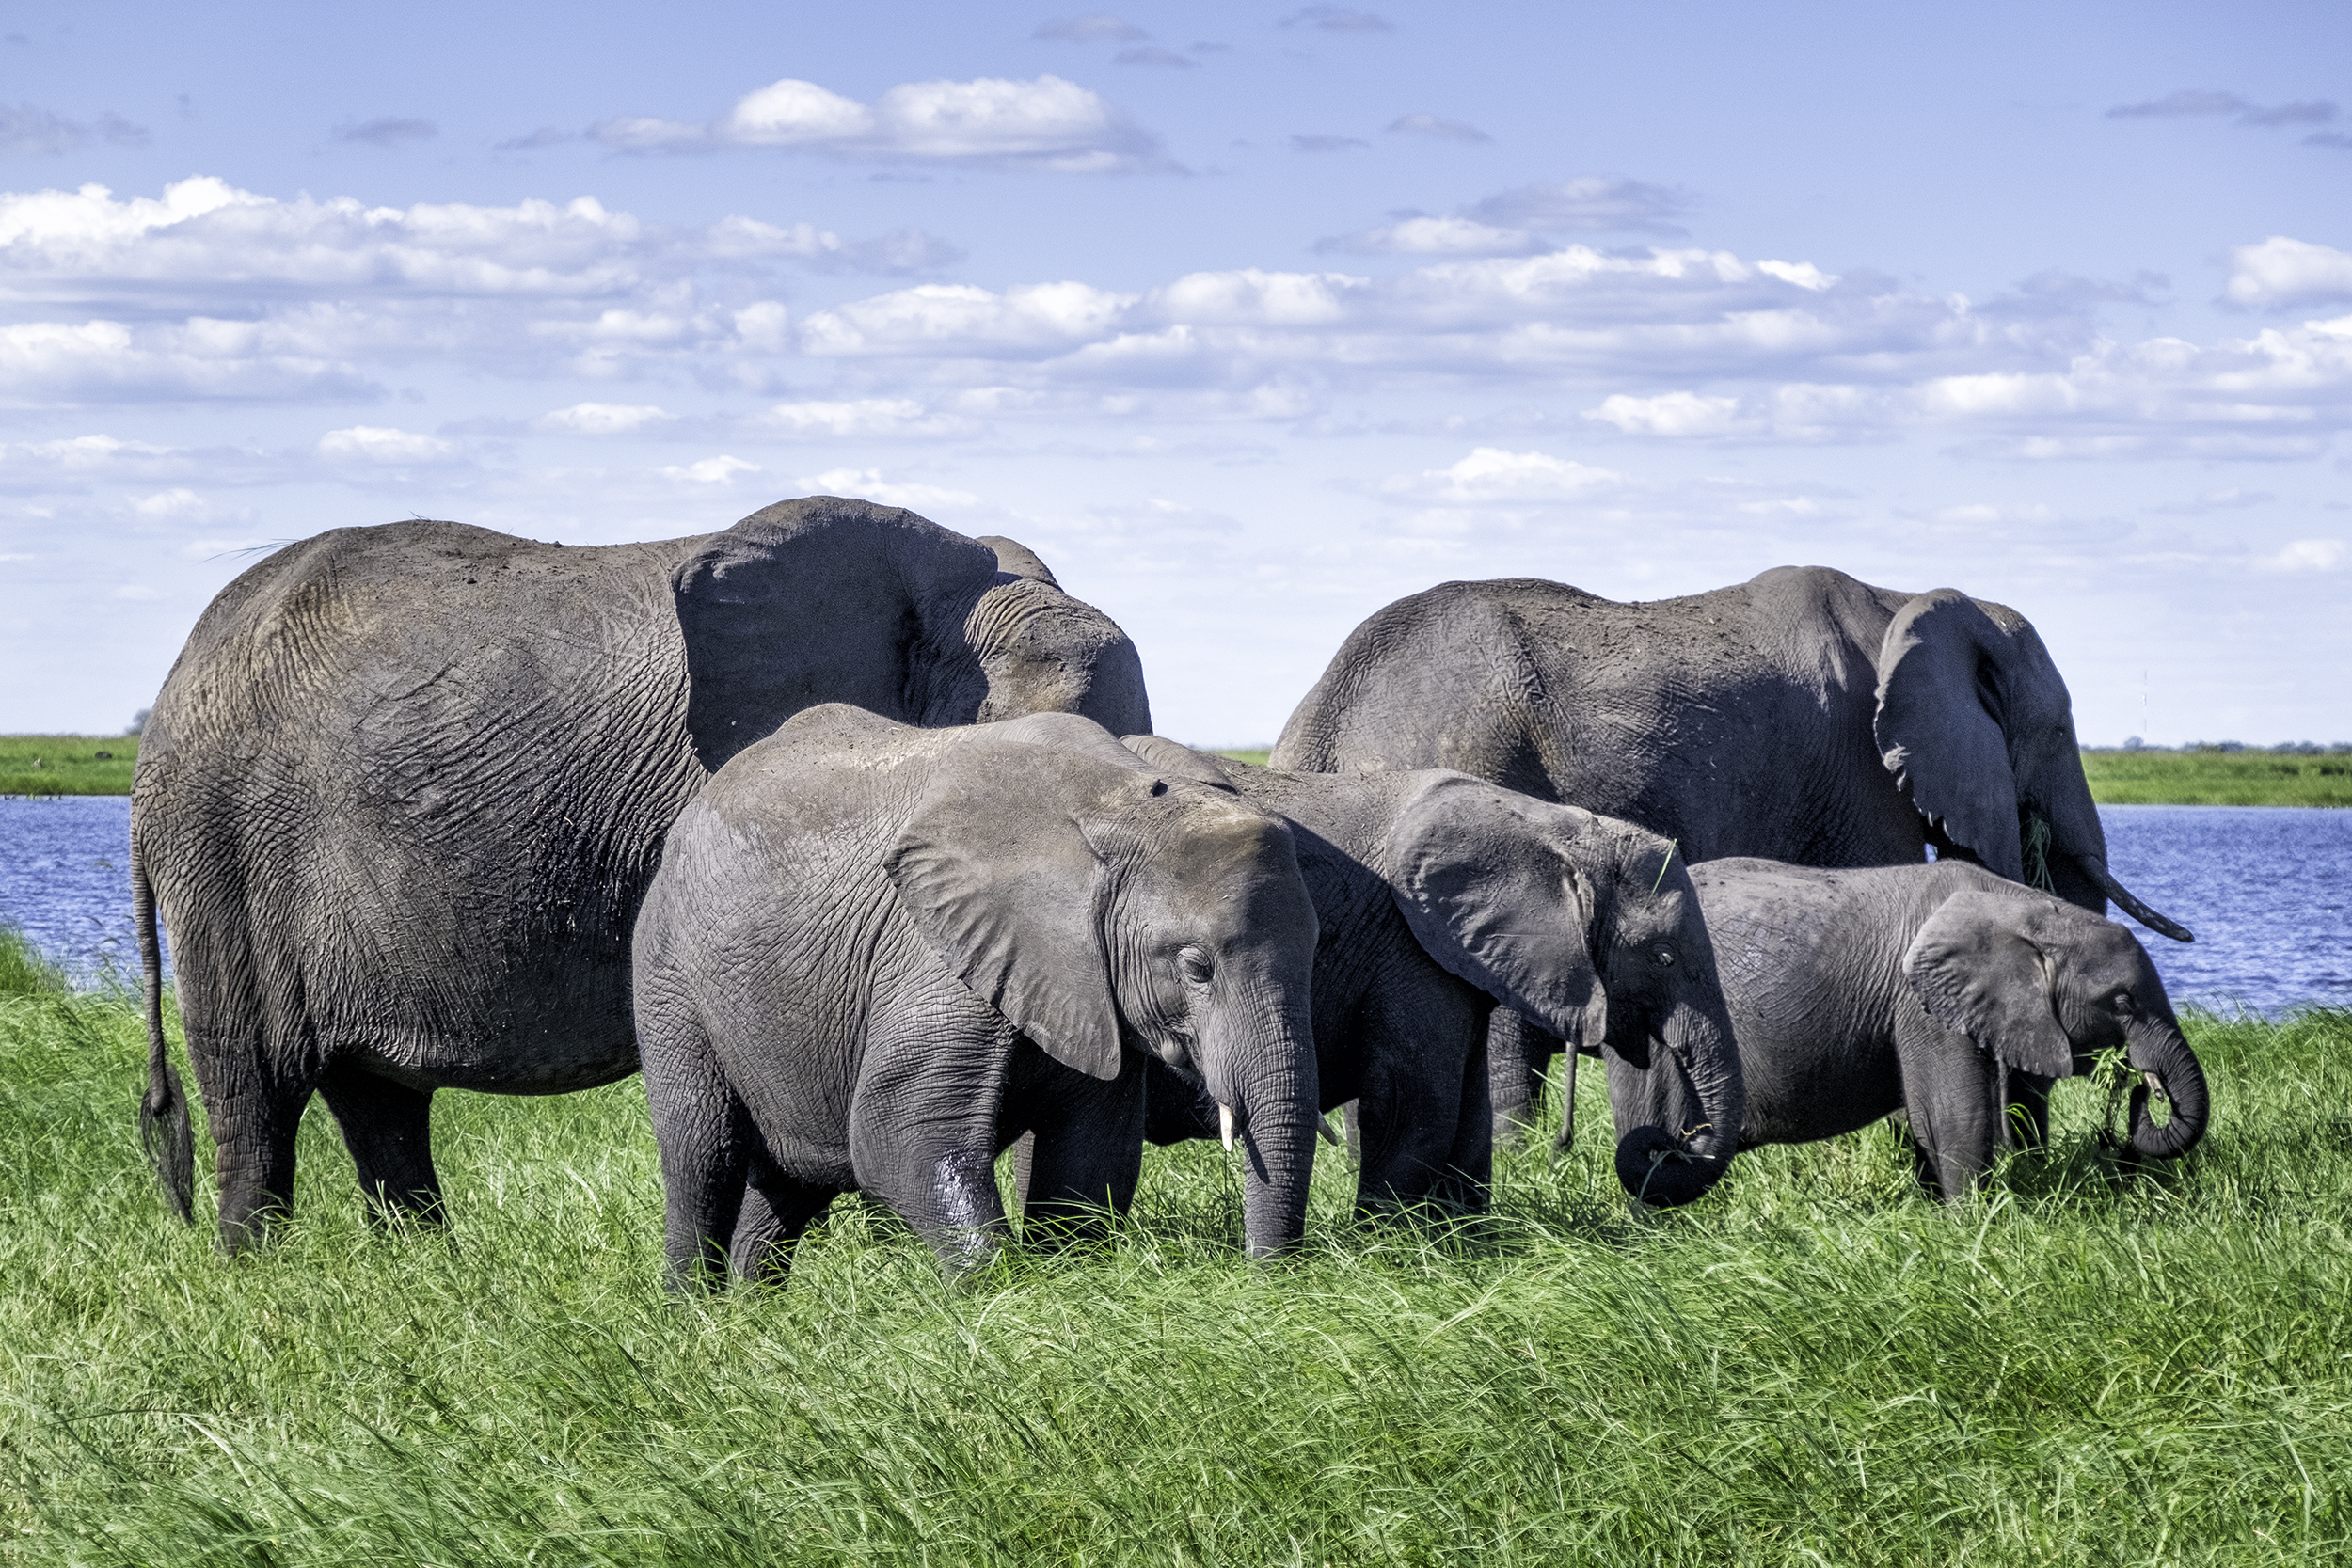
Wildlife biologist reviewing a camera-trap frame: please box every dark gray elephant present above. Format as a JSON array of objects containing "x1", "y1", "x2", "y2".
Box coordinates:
[
  {"x1": 632, "y1": 706, "x2": 1323, "y2": 1287},
  {"x1": 1090, "y1": 739, "x2": 1745, "y2": 1213},
  {"x1": 1620, "y1": 857, "x2": 2209, "y2": 1198},
  {"x1": 131, "y1": 496, "x2": 1152, "y2": 1253},
  {"x1": 1271, "y1": 565, "x2": 2190, "y2": 1146}
]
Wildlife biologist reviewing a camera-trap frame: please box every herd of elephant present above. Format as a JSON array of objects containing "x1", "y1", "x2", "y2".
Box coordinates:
[{"x1": 125, "y1": 495, "x2": 2208, "y2": 1288}]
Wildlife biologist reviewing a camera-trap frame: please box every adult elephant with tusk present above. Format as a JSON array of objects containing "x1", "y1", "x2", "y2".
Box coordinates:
[
  {"x1": 131, "y1": 497, "x2": 1152, "y2": 1254},
  {"x1": 1016, "y1": 738, "x2": 1745, "y2": 1217},
  {"x1": 1648, "y1": 857, "x2": 2209, "y2": 1197},
  {"x1": 632, "y1": 706, "x2": 1324, "y2": 1288},
  {"x1": 1272, "y1": 565, "x2": 2190, "y2": 1148}
]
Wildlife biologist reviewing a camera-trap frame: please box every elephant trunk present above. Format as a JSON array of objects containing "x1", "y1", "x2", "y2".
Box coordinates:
[
  {"x1": 1610, "y1": 1000, "x2": 1745, "y2": 1209},
  {"x1": 2069, "y1": 851, "x2": 2195, "y2": 945},
  {"x1": 2122, "y1": 1016, "x2": 2209, "y2": 1160},
  {"x1": 1209, "y1": 995, "x2": 1320, "y2": 1259}
]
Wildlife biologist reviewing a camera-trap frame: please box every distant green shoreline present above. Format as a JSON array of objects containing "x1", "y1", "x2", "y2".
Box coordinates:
[{"x1": 6, "y1": 736, "x2": 2346, "y2": 806}]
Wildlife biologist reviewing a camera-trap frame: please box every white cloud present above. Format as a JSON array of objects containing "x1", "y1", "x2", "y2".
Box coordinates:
[
  {"x1": 2225, "y1": 237, "x2": 2352, "y2": 309},
  {"x1": 317, "y1": 426, "x2": 454, "y2": 462},
  {"x1": 801, "y1": 467, "x2": 979, "y2": 510},
  {"x1": 660, "y1": 455, "x2": 762, "y2": 484},
  {"x1": 534, "y1": 402, "x2": 675, "y2": 435},
  {"x1": 759, "y1": 398, "x2": 973, "y2": 438},
  {"x1": 1384, "y1": 447, "x2": 1623, "y2": 503},
  {"x1": 2258, "y1": 538, "x2": 2345, "y2": 572},
  {"x1": 595, "y1": 74, "x2": 1168, "y2": 173},
  {"x1": 1583, "y1": 390, "x2": 1745, "y2": 436},
  {"x1": 802, "y1": 280, "x2": 1138, "y2": 356},
  {"x1": 130, "y1": 487, "x2": 205, "y2": 515},
  {"x1": 1318, "y1": 216, "x2": 1540, "y2": 257}
]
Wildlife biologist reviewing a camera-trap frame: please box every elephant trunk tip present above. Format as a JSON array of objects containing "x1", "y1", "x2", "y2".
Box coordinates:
[{"x1": 1613, "y1": 1125, "x2": 1728, "y2": 1210}]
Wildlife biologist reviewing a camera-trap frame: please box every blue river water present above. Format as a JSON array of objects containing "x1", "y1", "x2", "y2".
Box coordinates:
[{"x1": 1, "y1": 796, "x2": 2345, "y2": 1013}]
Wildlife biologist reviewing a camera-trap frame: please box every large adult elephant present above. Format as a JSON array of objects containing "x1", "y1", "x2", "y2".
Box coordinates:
[
  {"x1": 1271, "y1": 565, "x2": 2190, "y2": 1141},
  {"x1": 132, "y1": 496, "x2": 1151, "y2": 1252}
]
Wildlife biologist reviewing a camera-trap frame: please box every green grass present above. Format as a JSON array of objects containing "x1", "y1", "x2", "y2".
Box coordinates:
[
  {"x1": 1212, "y1": 747, "x2": 1272, "y2": 768},
  {"x1": 2082, "y1": 749, "x2": 2352, "y2": 807},
  {"x1": 0, "y1": 735, "x2": 138, "y2": 796},
  {"x1": 5, "y1": 926, "x2": 2349, "y2": 1564}
]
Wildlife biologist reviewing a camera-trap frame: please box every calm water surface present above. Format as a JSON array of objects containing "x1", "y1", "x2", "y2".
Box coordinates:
[{"x1": 2, "y1": 797, "x2": 2345, "y2": 1012}]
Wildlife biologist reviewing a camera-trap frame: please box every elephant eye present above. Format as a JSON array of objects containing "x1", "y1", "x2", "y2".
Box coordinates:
[
  {"x1": 1180, "y1": 948, "x2": 1214, "y2": 986},
  {"x1": 1651, "y1": 944, "x2": 1676, "y2": 968},
  {"x1": 2110, "y1": 990, "x2": 2135, "y2": 1016}
]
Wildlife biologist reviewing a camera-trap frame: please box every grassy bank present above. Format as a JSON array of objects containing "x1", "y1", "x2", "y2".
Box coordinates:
[
  {"x1": 2081, "y1": 748, "x2": 2352, "y2": 807},
  {"x1": 0, "y1": 735, "x2": 137, "y2": 796},
  {"x1": 4, "y1": 927, "x2": 2347, "y2": 1563}
]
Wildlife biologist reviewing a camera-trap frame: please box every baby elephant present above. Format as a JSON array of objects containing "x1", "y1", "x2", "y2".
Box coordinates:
[
  {"x1": 632, "y1": 705, "x2": 1322, "y2": 1289},
  {"x1": 1628, "y1": 858, "x2": 2209, "y2": 1198},
  {"x1": 1101, "y1": 738, "x2": 1745, "y2": 1215}
]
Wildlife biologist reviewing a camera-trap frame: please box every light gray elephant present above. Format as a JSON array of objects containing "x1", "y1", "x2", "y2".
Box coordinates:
[
  {"x1": 632, "y1": 706, "x2": 1323, "y2": 1287},
  {"x1": 1614, "y1": 857, "x2": 2209, "y2": 1198},
  {"x1": 1272, "y1": 565, "x2": 2190, "y2": 1147},
  {"x1": 132, "y1": 497, "x2": 1151, "y2": 1252},
  {"x1": 1087, "y1": 739, "x2": 1744, "y2": 1213}
]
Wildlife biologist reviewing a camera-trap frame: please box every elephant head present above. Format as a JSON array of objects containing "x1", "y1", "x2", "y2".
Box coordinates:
[
  {"x1": 1873, "y1": 590, "x2": 2189, "y2": 943},
  {"x1": 1903, "y1": 889, "x2": 2208, "y2": 1161},
  {"x1": 674, "y1": 497, "x2": 1150, "y2": 773},
  {"x1": 1377, "y1": 774, "x2": 1746, "y2": 1209},
  {"x1": 884, "y1": 714, "x2": 1322, "y2": 1258}
]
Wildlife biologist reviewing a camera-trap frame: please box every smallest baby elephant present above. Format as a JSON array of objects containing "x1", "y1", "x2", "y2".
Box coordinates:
[
  {"x1": 632, "y1": 705, "x2": 1323, "y2": 1290},
  {"x1": 1647, "y1": 859, "x2": 2209, "y2": 1198}
]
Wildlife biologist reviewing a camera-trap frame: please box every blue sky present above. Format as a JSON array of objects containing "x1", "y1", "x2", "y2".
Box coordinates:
[{"x1": 4, "y1": 0, "x2": 2347, "y2": 744}]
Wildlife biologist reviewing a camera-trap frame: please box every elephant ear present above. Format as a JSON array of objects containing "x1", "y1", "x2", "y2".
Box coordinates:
[
  {"x1": 1380, "y1": 773, "x2": 1609, "y2": 1050},
  {"x1": 883, "y1": 714, "x2": 1154, "y2": 1081},
  {"x1": 1901, "y1": 889, "x2": 2075, "y2": 1078},
  {"x1": 1119, "y1": 735, "x2": 1239, "y2": 794},
  {"x1": 1874, "y1": 590, "x2": 2025, "y2": 880}
]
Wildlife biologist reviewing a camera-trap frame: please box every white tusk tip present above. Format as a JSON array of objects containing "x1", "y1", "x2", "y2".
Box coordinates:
[
  {"x1": 1218, "y1": 1102, "x2": 1236, "y2": 1152},
  {"x1": 1314, "y1": 1114, "x2": 1342, "y2": 1147}
]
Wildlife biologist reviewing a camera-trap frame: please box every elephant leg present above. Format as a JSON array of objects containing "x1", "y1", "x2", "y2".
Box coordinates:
[
  {"x1": 850, "y1": 986, "x2": 1019, "y2": 1280},
  {"x1": 1486, "y1": 1009, "x2": 1563, "y2": 1146},
  {"x1": 1019, "y1": 1061, "x2": 1145, "y2": 1248},
  {"x1": 638, "y1": 996, "x2": 752, "y2": 1291},
  {"x1": 1431, "y1": 1034, "x2": 1496, "y2": 1216},
  {"x1": 730, "y1": 1142, "x2": 838, "y2": 1287},
  {"x1": 1898, "y1": 1038, "x2": 2001, "y2": 1202},
  {"x1": 185, "y1": 1025, "x2": 312, "y2": 1255},
  {"x1": 1353, "y1": 1064, "x2": 1458, "y2": 1219},
  {"x1": 2005, "y1": 1071, "x2": 2054, "y2": 1151},
  {"x1": 317, "y1": 1063, "x2": 444, "y2": 1228}
]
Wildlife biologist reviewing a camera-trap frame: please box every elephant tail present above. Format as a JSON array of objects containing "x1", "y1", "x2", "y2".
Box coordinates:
[{"x1": 134, "y1": 847, "x2": 194, "y2": 1224}]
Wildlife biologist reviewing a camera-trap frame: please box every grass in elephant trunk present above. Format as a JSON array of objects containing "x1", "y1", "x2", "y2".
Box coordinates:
[{"x1": 4, "y1": 927, "x2": 2349, "y2": 1565}]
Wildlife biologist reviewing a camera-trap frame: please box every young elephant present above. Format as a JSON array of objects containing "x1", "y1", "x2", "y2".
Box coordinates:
[
  {"x1": 632, "y1": 705, "x2": 1322, "y2": 1289},
  {"x1": 1625, "y1": 858, "x2": 2211, "y2": 1199},
  {"x1": 1093, "y1": 739, "x2": 1745, "y2": 1214}
]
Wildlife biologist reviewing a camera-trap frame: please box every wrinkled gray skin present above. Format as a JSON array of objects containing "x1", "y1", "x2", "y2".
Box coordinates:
[
  {"x1": 633, "y1": 706, "x2": 1322, "y2": 1287},
  {"x1": 1272, "y1": 566, "x2": 2191, "y2": 1151},
  {"x1": 1621, "y1": 858, "x2": 2208, "y2": 1198},
  {"x1": 132, "y1": 497, "x2": 1152, "y2": 1253},
  {"x1": 1032, "y1": 740, "x2": 1743, "y2": 1212}
]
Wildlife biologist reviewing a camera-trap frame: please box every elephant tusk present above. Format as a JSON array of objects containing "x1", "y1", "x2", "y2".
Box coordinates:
[
  {"x1": 1314, "y1": 1114, "x2": 1342, "y2": 1148},
  {"x1": 1219, "y1": 1102, "x2": 1236, "y2": 1152},
  {"x1": 2069, "y1": 852, "x2": 2195, "y2": 943}
]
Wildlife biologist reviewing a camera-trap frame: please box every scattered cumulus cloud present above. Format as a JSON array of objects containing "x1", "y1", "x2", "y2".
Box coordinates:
[
  {"x1": 316, "y1": 426, "x2": 453, "y2": 463},
  {"x1": 0, "y1": 103, "x2": 148, "y2": 155},
  {"x1": 1320, "y1": 176, "x2": 1691, "y2": 255},
  {"x1": 799, "y1": 467, "x2": 979, "y2": 510},
  {"x1": 333, "y1": 117, "x2": 437, "y2": 148},
  {"x1": 1384, "y1": 446, "x2": 1622, "y2": 503},
  {"x1": 759, "y1": 398, "x2": 975, "y2": 438},
  {"x1": 1386, "y1": 113, "x2": 1490, "y2": 143},
  {"x1": 593, "y1": 74, "x2": 1169, "y2": 173},
  {"x1": 1291, "y1": 135, "x2": 1370, "y2": 153},
  {"x1": 2224, "y1": 236, "x2": 2352, "y2": 309},
  {"x1": 130, "y1": 487, "x2": 205, "y2": 516},
  {"x1": 2106, "y1": 89, "x2": 2346, "y2": 147},
  {"x1": 1281, "y1": 7, "x2": 1392, "y2": 32},
  {"x1": 534, "y1": 402, "x2": 674, "y2": 435},
  {"x1": 660, "y1": 454, "x2": 761, "y2": 484},
  {"x1": 2258, "y1": 538, "x2": 2345, "y2": 572},
  {"x1": 1116, "y1": 47, "x2": 1196, "y2": 68},
  {"x1": 1032, "y1": 14, "x2": 1147, "y2": 40}
]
